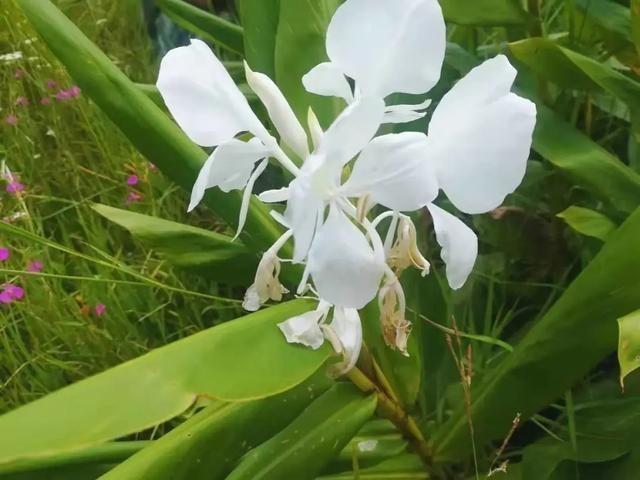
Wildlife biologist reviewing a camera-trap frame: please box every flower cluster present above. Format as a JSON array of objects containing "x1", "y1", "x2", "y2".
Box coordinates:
[{"x1": 156, "y1": 0, "x2": 536, "y2": 371}]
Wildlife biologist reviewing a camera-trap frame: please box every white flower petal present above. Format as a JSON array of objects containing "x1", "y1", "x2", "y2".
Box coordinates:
[
  {"x1": 308, "y1": 206, "x2": 384, "y2": 308},
  {"x1": 329, "y1": 307, "x2": 363, "y2": 373},
  {"x1": 342, "y1": 132, "x2": 438, "y2": 211},
  {"x1": 326, "y1": 0, "x2": 446, "y2": 98},
  {"x1": 234, "y1": 158, "x2": 269, "y2": 239},
  {"x1": 302, "y1": 62, "x2": 354, "y2": 103},
  {"x1": 383, "y1": 99, "x2": 432, "y2": 124},
  {"x1": 428, "y1": 55, "x2": 537, "y2": 214},
  {"x1": 278, "y1": 309, "x2": 326, "y2": 349},
  {"x1": 157, "y1": 39, "x2": 268, "y2": 147},
  {"x1": 258, "y1": 187, "x2": 290, "y2": 203},
  {"x1": 188, "y1": 138, "x2": 268, "y2": 211},
  {"x1": 317, "y1": 97, "x2": 385, "y2": 169},
  {"x1": 284, "y1": 174, "x2": 324, "y2": 262},
  {"x1": 245, "y1": 62, "x2": 310, "y2": 159},
  {"x1": 426, "y1": 203, "x2": 478, "y2": 290},
  {"x1": 307, "y1": 108, "x2": 324, "y2": 150}
]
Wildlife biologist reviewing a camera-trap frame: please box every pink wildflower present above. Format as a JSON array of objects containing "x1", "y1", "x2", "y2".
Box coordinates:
[
  {"x1": 6, "y1": 180, "x2": 25, "y2": 194},
  {"x1": 95, "y1": 303, "x2": 106, "y2": 316},
  {"x1": 40, "y1": 97, "x2": 51, "y2": 105},
  {"x1": 15, "y1": 96, "x2": 29, "y2": 106},
  {"x1": 4, "y1": 114, "x2": 18, "y2": 125},
  {"x1": 45, "y1": 79, "x2": 57, "y2": 89},
  {"x1": 27, "y1": 260, "x2": 43, "y2": 273},
  {"x1": 0, "y1": 284, "x2": 24, "y2": 304},
  {"x1": 0, "y1": 248, "x2": 9, "y2": 261},
  {"x1": 126, "y1": 175, "x2": 138, "y2": 186},
  {"x1": 126, "y1": 191, "x2": 143, "y2": 204},
  {"x1": 67, "y1": 85, "x2": 81, "y2": 98},
  {"x1": 55, "y1": 90, "x2": 70, "y2": 101}
]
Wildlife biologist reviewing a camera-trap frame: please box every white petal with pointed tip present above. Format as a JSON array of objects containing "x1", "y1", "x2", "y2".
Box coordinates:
[
  {"x1": 383, "y1": 99, "x2": 432, "y2": 124},
  {"x1": 188, "y1": 138, "x2": 269, "y2": 211},
  {"x1": 278, "y1": 310, "x2": 326, "y2": 349},
  {"x1": 284, "y1": 173, "x2": 324, "y2": 263},
  {"x1": 258, "y1": 187, "x2": 290, "y2": 203},
  {"x1": 245, "y1": 62, "x2": 309, "y2": 159},
  {"x1": 326, "y1": 0, "x2": 446, "y2": 98},
  {"x1": 342, "y1": 132, "x2": 438, "y2": 211},
  {"x1": 308, "y1": 206, "x2": 384, "y2": 308},
  {"x1": 303, "y1": 62, "x2": 354, "y2": 103},
  {"x1": 317, "y1": 97, "x2": 385, "y2": 169},
  {"x1": 428, "y1": 55, "x2": 537, "y2": 214},
  {"x1": 427, "y1": 203, "x2": 478, "y2": 290},
  {"x1": 330, "y1": 307, "x2": 362, "y2": 373},
  {"x1": 157, "y1": 39, "x2": 267, "y2": 147}
]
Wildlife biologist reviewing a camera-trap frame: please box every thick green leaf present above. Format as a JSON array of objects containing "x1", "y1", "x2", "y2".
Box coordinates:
[
  {"x1": 156, "y1": 0, "x2": 244, "y2": 54},
  {"x1": 533, "y1": 105, "x2": 640, "y2": 213},
  {"x1": 440, "y1": 0, "x2": 530, "y2": 26},
  {"x1": 618, "y1": 309, "x2": 640, "y2": 388},
  {"x1": 431, "y1": 206, "x2": 640, "y2": 461},
  {"x1": 575, "y1": 0, "x2": 631, "y2": 39},
  {"x1": 92, "y1": 204, "x2": 256, "y2": 285},
  {"x1": 238, "y1": 0, "x2": 280, "y2": 78},
  {"x1": 509, "y1": 38, "x2": 640, "y2": 108},
  {"x1": 16, "y1": 0, "x2": 287, "y2": 260},
  {"x1": 275, "y1": 0, "x2": 341, "y2": 128},
  {"x1": 102, "y1": 375, "x2": 331, "y2": 480},
  {"x1": 226, "y1": 383, "x2": 377, "y2": 480},
  {"x1": 0, "y1": 301, "x2": 331, "y2": 468},
  {"x1": 557, "y1": 206, "x2": 617, "y2": 241},
  {"x1": 0, "y1": 442, "x2": 146, "y2": 479},
  {"x1": 317, "y1": 455, "x2": 428, "y2": 480}
]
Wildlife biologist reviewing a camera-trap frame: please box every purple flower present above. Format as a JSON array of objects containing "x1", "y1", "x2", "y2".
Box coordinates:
[
  {"x1": 27, "y1": 260, "x2": 43, "y2": 273},
  {"x1": 95, "y1": 303, "x2": 106, "y2": 316},
  {"x1": 126, "y1": 191, "x2": 143, "y2": 204},
  {"x1": 6, "y1": 181, "x2": 25, "y2": 194},
  {"x1": 55, "y1": 90, "x2": 70, "y2": 102},
  {"x1": 45, "y1": 79, "x2": 57, "y2": 89},
  {"x1": 40, "y1": 97, "x2": 51, "y2": 105},
  {"x1": 0, "y1": 248, "x2": 9, "y2": 261},
  {"x1": 67, "y1": 85, "x2": 81, "y2": 98},
  {"x1": 4, "y1": 114, "x2": 18, "y2": 125},
  {"x1": 15, "y1": 96, "x2": 29, "y2": 106},
  {"x1": 0, "y1": 284, "x2": 24, "y2": 304},
  {"x1": 126, "y1": 175, "x2": 138, "y2": 186}
]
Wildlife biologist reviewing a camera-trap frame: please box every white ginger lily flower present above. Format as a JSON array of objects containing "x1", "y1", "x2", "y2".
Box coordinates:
[
  {"x1": 156, "y1": 39, "x2": 306, "y2": 236},
  {"x1": 303, "y1": 0, "x2": 446, "y2": 123}
]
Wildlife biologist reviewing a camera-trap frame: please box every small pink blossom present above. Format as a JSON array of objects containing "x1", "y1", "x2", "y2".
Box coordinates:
[
  {"x1": 4, "y1": 114, "x2": 18, "y2": 125},
  {"x1": 40, "y1": 97, "x2": 51, "y2": 105},
  {"x1": 6, "y1": 181, "x2": 25, "y2": 194},
  {"x1": 95, "y1": 303, "x2": 106, "y2": 316},
  {"x1": 68, "y1": 85, "x2": 81, "y2": 97},
  {"x1": 45, "y1": 79, "x2": 57, "y2": 89},
  {"x1": 15, "y1": 96, "x2": 29, "y2": 106},
  {"x1": 27, "y1": 260, "x2": 43, "y2": 273},
  {"x1": 126, "y1": 191, "x2": 143, "y2": 204},
  {"x1": 0, "y1": 284, "x2": 24, "y2": 304},
  {"x1": 126, "y1": 175, "x2": 138, "y2": 186},
  {"x1": 0, "y1": 248, "x2": 9, "y2": 261},
  {"x1": 55, "y1": 90, "x2": 70, "y2": 101}
]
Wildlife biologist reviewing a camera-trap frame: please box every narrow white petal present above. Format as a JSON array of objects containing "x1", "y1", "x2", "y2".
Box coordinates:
[
  {"x1": 245, "y1": 62, "x2": 310, "y2": 159},
  {"x1": 278, "y1": 310, "x2": 326, "y2": 349},
  {"x1": 426, "y1": 203, "x2": 478, "y2": 290},
  {"x1": 308, "y1": 206, "x2": 384, "y2": 308},
  {"x1": 317, "y1": 97, "x2": 385, "y2": 169},
  {"x1": 307, "y1": 108, "x2": 324, "y2": 150},
  {"x1": 234, "y1": 158, "x2": 269, "y2": 239},
  {"x1": 326, "y1": 0, "x2": 446, "y2": 98},
  {"x1": 329, "y1": 307, "x2": 363, "y2": 373},
  {"x1": 188, "y1": 138, "x2": 268, "y2": 211},
  {"x1": 258, "y1": 187, "x2": 290, "y2": 203},
  {"x1": 383, "y1": 99, "x2": 432, "y2": 124},
  {"x1": 428, "y1": 55, "x2": 537, "y2": 214},
  {"x1": 303, "y1": 62, "x2": 354, "y2": 103},
  {"x1": 157, "y1": 39, "x2": 267, "y2": 146},
  {"x1": 342, "y1": 132, "x2": 438, "y2": 211},
  {"x1": 284, "y1": 175, "x2": 324, "y2": 262}
]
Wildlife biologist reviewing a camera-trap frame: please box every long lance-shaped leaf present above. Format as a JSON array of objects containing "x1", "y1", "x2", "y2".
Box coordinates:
[
  {"x1": 156, "y1": 0, "x2": 244, "y2": 54},
  {"x1": 92, "y1": 204, "x2": 256, "y2": 285},
  {"x1": 226, "y1": 384, "x2": 377, "y2": 480},
  {"x1": 275, "y1": 0, "x2": 341, "y2": 127},
  {"x1": 101, "y1": 375, "x2": 331, "y2": 480},
  {"x1": 0, "y1": 301, "x2": 331, "y2": 468},
  {"x1": 431, "y1": 206, "x2": 640, "y2": 461},
  {"x1": 237, "y1": 0, "x2": 280, "y2": 79},
  {"x1": 15, "y1": 0, "x2": 287, "y2": 261},
  {"x1": 440, "y1": 0, "x2": 531, "y2": 26}
]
